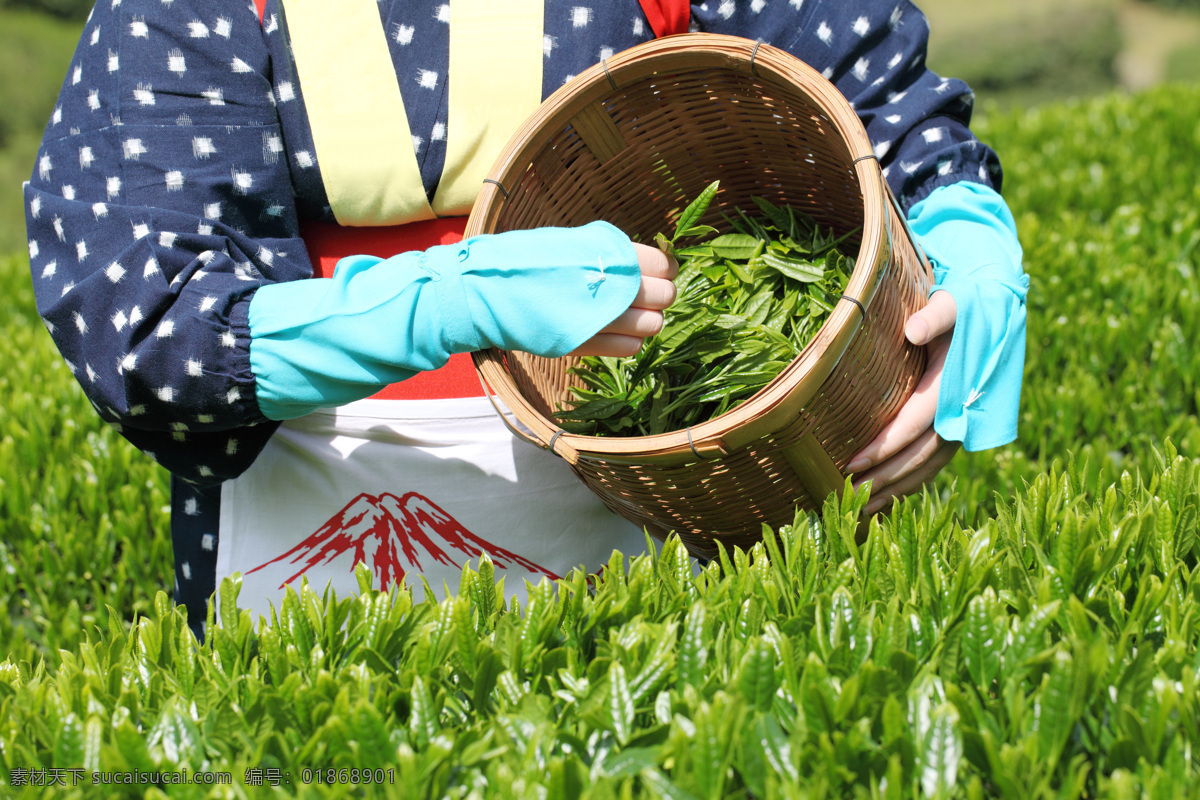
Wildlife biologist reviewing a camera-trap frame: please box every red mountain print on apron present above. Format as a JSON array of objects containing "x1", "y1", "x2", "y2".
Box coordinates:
[{"x1": 246, "y1": 492, "x2": 559, "y2": 590}]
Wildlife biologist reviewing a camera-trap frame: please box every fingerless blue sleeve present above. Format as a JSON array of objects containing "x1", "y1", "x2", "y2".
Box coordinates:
[
  {"x1": 907, "y1": 182, "x2": 1029, "y2": 452},
  {"x1": 247, "y1": 221, "x2": 639, "y2": 420}
]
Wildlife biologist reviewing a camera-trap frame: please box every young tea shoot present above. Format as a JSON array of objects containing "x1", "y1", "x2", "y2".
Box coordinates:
[{"x1": 557, "y1": 181, "x2": 857, "y2": 436}]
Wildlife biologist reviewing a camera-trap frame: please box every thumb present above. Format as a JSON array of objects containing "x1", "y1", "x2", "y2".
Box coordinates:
[{"x1": 904, "y1": 289, "x2": 957, "y2": 346}]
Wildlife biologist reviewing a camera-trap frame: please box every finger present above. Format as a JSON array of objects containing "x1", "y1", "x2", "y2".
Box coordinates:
[
  {"x1": 632, "y1": 243, "x2": 679, "y2": 280},
  {"x1": 859, "y1": 433, "x2": 958, "y2": 516},
  {"x1": 853, "y1": 426, "x2": 942, "y2": 492},
  {"x1": 904, "y1": 289, "x2": 957, "y2": 346},
  {"x1": 599, "y1": 306, "x2": 665, "y2": 338},
  {"x1": 568, "y1": 332, "x2": 643, "y2": 358},
  {"x1": 631, "y1": 275, "x2": 677, "y2": 310},
  {"x1": 846, "y1": 358, "x2": 941, "y2": 472},
  {"x1": 862, "y1": 438, "x2": 960, "y2": 516}
]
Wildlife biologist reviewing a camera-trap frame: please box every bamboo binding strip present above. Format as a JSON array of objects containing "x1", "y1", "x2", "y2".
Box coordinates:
[{"x1": 466, "y1": 34, "x2": 932, "y2": 556}]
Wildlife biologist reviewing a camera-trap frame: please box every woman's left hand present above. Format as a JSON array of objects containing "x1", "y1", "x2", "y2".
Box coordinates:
[{"x1": 846, "y1": 290, "x2": 960, "y2": 515}]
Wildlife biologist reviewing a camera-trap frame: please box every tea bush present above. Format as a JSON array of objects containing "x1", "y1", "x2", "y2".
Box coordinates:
[
  {"x1": 0, "y1": 247, "x2": 173, "y2": 669},
  {"x1": 3, "y1": 83, "x2": 1200, "y2": 797},
  {"x1": 4, "y1": 465, "x2": 1200, "y2": 799}
]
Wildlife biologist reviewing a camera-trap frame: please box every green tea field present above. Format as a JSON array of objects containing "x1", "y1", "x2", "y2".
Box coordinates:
[{"x1": 4, "y1": 57, "x2": 1200, "y2": 800}]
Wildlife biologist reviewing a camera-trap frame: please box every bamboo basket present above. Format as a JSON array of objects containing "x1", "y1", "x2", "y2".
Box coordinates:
[{"x1": 466, "y1": 34, "x2": 932, "y2": 557}]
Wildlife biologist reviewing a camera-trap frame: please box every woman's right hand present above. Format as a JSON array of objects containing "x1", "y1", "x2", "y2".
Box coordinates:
[{"x1": 570, "y1": 243, "x2": 678, "y2": 357}]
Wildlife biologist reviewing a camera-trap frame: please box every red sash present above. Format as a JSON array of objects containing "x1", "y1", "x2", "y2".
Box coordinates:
[{"x1": 299, "y1": 217, "x2": 481, "y2": 401}]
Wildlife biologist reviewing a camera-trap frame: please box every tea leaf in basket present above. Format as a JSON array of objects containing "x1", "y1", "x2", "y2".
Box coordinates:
[
  {"x1": 742, "y1": 287, "x2": 776, "y2": 327},
  {"x1": 677, "y1": 245, "x2": 717, "y2": 260},
  {"x1": 559, "y1": 181, "x2": 855, "y2": 437},
  {"x1": 709, "y1": 233, "x2": 763, "y2": 261},
  {"x1": 556, "y1": 395, "x2": 631, "y2": 422},
  {"x1": 672, "y1": 180, "x2": 721, "y2": 244},
  {"x1": 761, "y1": 251, "x2": 824, "y2": 283},
  {"x1": 752, "y1": 196, "x2": 793, "y2": 232}
]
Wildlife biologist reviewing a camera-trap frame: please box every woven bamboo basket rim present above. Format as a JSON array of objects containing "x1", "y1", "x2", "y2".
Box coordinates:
[{"x1": 466, "y1": 33, "x2": 914, "y2": 467}]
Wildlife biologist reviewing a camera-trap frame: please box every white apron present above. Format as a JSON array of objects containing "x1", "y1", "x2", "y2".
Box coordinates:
[
  {"x1": 218, "y1": 398, "x2": 646, "y2": 618},
  {"x1": 217, "y1": 0, "x2": 645, "y2": 619}
]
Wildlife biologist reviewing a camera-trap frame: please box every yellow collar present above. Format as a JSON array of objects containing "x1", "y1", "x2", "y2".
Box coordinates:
[{"x1": 282, "y1": 0, "x2": 543, "y2": 226}]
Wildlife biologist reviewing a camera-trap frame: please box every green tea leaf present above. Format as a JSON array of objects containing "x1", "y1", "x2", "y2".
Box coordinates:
[
  {"x1": 679, "y1": 225, "x2": 719, "y2": 239},
  {"x1": 554, "y1": 395, "x2": 629, "y2": 422},
  {"x1": 752, "y1": 195, "x2": 792, "y2": 232},
  {"x1": 736, "y1": 640, "x2": 777, "y2": 712},
  {"x1": 708, "y1": 233, "x2": 762, "y2": 261},
  {"x1": 609, "y1": 661, "x2": 634, "y2": 745},
  {"x1": 922, "y1": 703, "x2": 963, "y2": 797},
  {"x1": 761, "y1": 250, "x2": 824, "y2": 283},
  {"x1": 674, "y1": 180, "x2": 720, "y2": 242}
]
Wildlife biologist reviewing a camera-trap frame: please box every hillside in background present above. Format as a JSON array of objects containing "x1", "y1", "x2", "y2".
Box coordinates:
[{"x1": 921, "y1": 0, "x2": 1200, "y2": 110}]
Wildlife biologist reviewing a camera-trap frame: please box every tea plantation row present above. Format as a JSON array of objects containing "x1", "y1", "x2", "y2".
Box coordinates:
[{"x1": 2, "y1": 84, "x2": 1200, "y2": 797}]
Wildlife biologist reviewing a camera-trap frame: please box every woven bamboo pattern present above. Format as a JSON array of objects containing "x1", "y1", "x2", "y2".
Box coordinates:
[{"x1": 466, "y1": 34, "x2": 932, "y2": 556}]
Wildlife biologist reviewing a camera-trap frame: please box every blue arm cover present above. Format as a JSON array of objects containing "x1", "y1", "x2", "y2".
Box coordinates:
[
  {"x1": 907, "y1": 182, "x2": 1029, "y2": 452},
  {"x1": 248, "y1": 221, "x2": 639, "y2": 420}
]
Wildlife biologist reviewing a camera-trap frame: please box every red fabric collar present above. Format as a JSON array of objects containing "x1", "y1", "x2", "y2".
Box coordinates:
[{"x1": 637, "y1": 0, "x2": 690, "y2": 38}]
